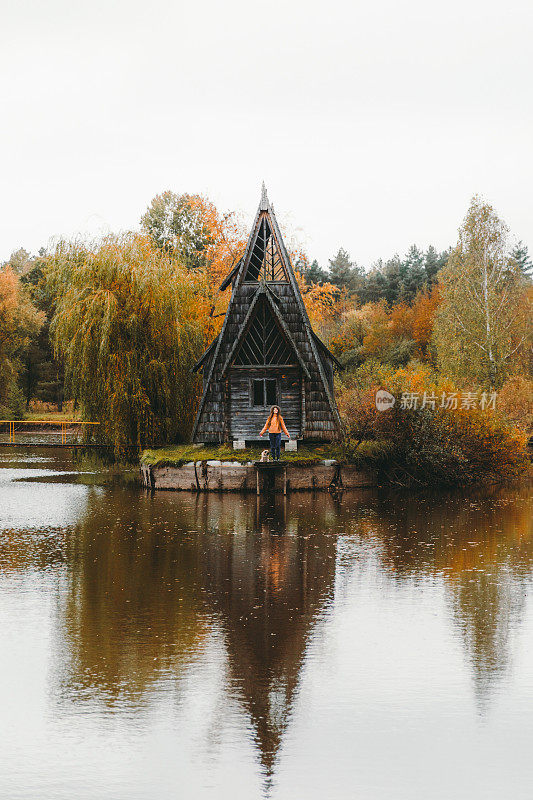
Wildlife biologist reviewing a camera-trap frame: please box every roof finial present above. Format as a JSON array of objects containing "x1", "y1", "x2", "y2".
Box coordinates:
[{"x1": 260, "y1": 181, "x2": 269, "y2": 210}]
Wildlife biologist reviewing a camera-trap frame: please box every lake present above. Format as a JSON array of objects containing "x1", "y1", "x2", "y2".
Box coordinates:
[{"x1": 0, "y1": 448, "x2": 532, "y2": 799}]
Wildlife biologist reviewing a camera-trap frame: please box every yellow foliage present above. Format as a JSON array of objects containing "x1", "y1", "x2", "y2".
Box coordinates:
[
  {"x1": 295, "y1": 271, "x2": 342, "y2": 332},
  {"x1": 45, "y1": 234, "x2": 207, "y2": 457},
  {"x1": 0, "y1": 265, "x2": 43, "y2": 413},
  {"x1": 497, "y1": 374, "x2": 533, "y2": 434},
  {"x1": 338, "y1": 363, "x2": 529, "y2": 486}
]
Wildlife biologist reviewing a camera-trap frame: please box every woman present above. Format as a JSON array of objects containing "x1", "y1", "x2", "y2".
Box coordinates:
[{"x1": 259, "y1": 406, "x2": 290, "y2": 461}]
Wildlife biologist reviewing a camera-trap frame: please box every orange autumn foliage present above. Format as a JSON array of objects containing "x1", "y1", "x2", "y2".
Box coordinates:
[
  {"x1": 411, "y1": 285, "x2": 441, "y2": 357},
  {"x1": 0, "y1": 265, "x2": 43, "y2": 412},
  {"x1": 187, "y1": 195, "x2": 247, "y2": 288},
  {"x1": 327, "y1": 286, "x2": 441, "y2": 364},
  {"x1": 295, "y1": 271, "x2": 342, "y2": 332},
  {"x1": 182, "y1": 195, "x2": 248, "y2": 342},
  {"x1": 338, "y1": 363, "x2": 529, "y2": 486}
]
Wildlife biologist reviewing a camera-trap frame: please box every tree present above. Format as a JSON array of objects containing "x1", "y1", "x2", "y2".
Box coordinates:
[
  {"x1": 141, "y1": 191, "x2": 245, "y2": 281},
  {"x1": 141, "y1": 191, "x2": 213, "y2": 267},
  {"x1": 0, "y1": 265, "x2": 43, "y2": 416},
  {"x1": 302, "y1": 258, "x2": 329, "y2": 285},
  {"x1": 433, "y1": 197, "x2": 532, "y2": 387},
  {"x1": 425, "y1": 245, "x2": 449, "y2": 284},
  {"x1": 410, "y1": 286, "x2": 441, "y2": 360},
  {"x1": 401, "y1": 245, "x2": 427, "y2": 302},
  {"x1": 382, "y1": 256, "x2": 403, "y2": 304},
  {"x1": 358, "y1": 264, "x2": 388, "y2": 304},
  {"x1": 337, "y1": 363, "x2": 529, "y2": 486},
  {"x1": 497, "y1": 374, "x2": 533, "y2": 434},
  {"x1": 509, "y1": 241, "x2": 532, "y2": 279},
  {"x1": 141, "y1": 191, "x2": 246, "y2": 333},
  {"x1": 46, "y1": 234, "x2": 209, "y2": 457},
  {"x1": 295, "y1": 271, "x2": 341, "y2": 333},
  {"x1": 3, "y1": 248, "x2": 32, "y2": 276},
  {"x1": 328, "y1": 248, "x2": 363, "y2": 292},
  {"x1": 20, "y1": 252, "x2": 66, "y2": 410}
]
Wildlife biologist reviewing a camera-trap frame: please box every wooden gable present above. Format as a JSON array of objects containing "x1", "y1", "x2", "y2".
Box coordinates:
[
  {"x1": 243, "y1": 215, "x2": 288, "y2": 282},
  {"x1": 192, "y1": 186, "x2": 342, "y2": 443}
]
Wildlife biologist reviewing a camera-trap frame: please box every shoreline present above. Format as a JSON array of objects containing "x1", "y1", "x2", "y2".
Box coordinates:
[{"x1": 140, "y1": 458, "x2": 378, "y2": 492}]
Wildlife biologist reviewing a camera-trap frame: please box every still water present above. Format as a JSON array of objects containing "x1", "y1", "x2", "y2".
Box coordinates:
[{"x1": 0, "y1": 448, "x2": 532, "y2": 800}]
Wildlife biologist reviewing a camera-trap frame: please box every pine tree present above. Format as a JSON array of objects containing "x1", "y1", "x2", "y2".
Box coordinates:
[
  {"x1": 303, "y1": 258, "x2": 329, "y2": 285},
  {"x1": 509, "y1": 241, "x2": 532, "y2": 279},
  {"x1": 328, "y1": 248, "x2": 362, "y2": 291},
  {"x1": 401, "y1": 245, "x2": 427, "y2": 302},
  {"x1": 358, "y1": 265, "x2": 388, "y2": 304},
  {"x1": 382, "y1": 256, "x2": 402, "y2": 304},
  {"x1": 425, "y1": 246, "x2": 439, "y2": 283}
]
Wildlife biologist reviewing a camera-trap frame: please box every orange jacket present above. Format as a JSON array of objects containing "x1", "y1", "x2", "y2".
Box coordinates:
[{"x1": 260, "y1": 414, "x2": 289, "y2": 436}]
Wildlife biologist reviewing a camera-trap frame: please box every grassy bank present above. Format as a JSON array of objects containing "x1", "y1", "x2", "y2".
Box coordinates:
[
  {"x1": 22, "y1": 410, "x2": 81, "y2": 422},
  {"x1": 141, "y1": 441, "x2": 389, "y2": 469},
  {"x1": 141, "y1": 437, "x2": 531, "y2": 488}
]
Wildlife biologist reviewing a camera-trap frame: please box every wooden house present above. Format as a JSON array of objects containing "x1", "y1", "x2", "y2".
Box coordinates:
[{"x1": 192, "y1": 186, "x2": 342, "y2": 445}]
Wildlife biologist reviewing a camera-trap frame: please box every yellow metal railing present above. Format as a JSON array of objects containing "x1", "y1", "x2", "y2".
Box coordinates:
[{"x1": 0, "y1": 420, "x2": 99, "y2": 445}]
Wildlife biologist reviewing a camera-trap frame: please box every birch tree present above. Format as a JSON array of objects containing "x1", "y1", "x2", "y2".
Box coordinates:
[{"x1": 433, "y1": 197, "x2": 531, "y2": 387}]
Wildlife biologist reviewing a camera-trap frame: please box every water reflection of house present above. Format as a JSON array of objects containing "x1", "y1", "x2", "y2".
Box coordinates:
[
  {"x1": 49, "y1": 484, "x2": 533, "y2": 776},
  {"x1": 54, "y1": 489, "x2": 338, "y2": 783},
  {"x1": 197, "y1": 495, "x2": 337, "y2": 784}
]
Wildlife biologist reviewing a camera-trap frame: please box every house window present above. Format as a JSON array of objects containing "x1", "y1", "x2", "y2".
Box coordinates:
[{"x1": 252, "y1": 378, "x2": 277, "y2": 407}]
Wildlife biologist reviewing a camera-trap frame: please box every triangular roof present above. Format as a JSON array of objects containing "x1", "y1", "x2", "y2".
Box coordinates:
[
  {"x1": 220, "y1": 284, "x2": 311, "y2": 379},
  {"x1": 192, "y1": 186, "x2": 341, "y2": 441}
]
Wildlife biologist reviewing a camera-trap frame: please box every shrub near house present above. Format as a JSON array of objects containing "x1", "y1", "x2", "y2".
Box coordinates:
[{"x1": 338, "y1": 365, "x2": 529, "y2": 487}]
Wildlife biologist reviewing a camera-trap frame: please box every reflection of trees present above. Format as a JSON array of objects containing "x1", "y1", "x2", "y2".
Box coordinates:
[
  {"x1": 49, "y1": 480, "x2": 533, "y2": 772},
  {"x1": 0, "y1": 526, "x2": 68, "y2": 574},
  {"x1": 347, "y1": 486, "x2": 533, "y2": 709},
  {"x1": 55, "y1": 489, "x2": 208, "y2": 705}
]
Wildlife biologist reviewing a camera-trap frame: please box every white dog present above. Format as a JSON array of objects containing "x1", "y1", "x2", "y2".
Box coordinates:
[{"x1": 260, "y1": 449, "x2": 270, "y2": 463}]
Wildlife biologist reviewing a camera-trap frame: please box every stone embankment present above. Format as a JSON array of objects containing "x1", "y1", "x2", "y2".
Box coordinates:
[{"x1": 140, "y1": 459, "x2": 376, "y2": 492}]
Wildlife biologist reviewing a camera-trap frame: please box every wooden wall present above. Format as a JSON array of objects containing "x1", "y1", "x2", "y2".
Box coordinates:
[
  {"x1": 194, "y1": 281, "x2": 339, "y2": 443},
  {"x1": 229, "y1": 367, "x2": 301, "y2": 441}
]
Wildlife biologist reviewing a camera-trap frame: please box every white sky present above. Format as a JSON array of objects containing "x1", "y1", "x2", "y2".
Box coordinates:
[{"x1": 1, "y1": 0, "x2": 532, "y2": 268}]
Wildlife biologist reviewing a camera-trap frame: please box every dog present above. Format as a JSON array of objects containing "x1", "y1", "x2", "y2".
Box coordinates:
[{"x1": 260, "y1": 449, "x2": 270, "y2": 463}]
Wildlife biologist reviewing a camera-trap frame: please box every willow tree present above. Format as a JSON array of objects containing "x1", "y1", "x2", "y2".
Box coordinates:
[
  {"x1": 433, "y1": 197, "x2": 531, "y2": 388},
  {"x1": 46, "y1": 234, "x2": 207, "y2": 457}
]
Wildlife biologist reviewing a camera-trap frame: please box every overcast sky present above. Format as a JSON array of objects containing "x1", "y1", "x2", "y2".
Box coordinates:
[{"x1": 1, "y1": 0, "x2": 532, "y2": 268}]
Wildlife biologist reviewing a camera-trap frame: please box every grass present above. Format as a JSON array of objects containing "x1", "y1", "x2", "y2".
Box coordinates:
[
  {"x1": 141, "y1": 440, "x2": 390, "y2": 468},
  {"x1": 22, "y1": 410, "x2": 81, "y2": 422}
]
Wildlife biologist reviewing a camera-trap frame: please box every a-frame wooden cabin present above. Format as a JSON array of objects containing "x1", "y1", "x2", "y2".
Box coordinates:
[{"x1": 192, "y1": 186, "x2": 342, "y2": 445}]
